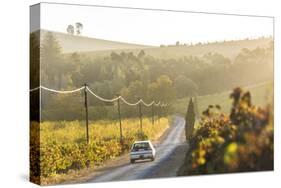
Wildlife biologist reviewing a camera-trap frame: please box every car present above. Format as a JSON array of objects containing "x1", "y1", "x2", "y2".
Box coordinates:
[{"x1": 130, "y1": 140, "x2": 156, "y2": 163}]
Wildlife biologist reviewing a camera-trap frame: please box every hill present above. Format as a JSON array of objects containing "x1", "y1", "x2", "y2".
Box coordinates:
[
  {"x1": 39, "y1": 30, "x2": 272, "y2": 60},
  {"x1": 40, "y1": 30, "x2": 154, "y2": 53},
  {"x1": 173, "y1": 81, "x2": 273, "y2": 116},
  {"x1": 80, "y1": 37, "x2": 272, "y2": 60}
]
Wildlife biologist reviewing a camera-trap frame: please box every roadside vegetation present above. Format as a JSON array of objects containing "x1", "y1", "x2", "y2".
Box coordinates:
[
  {"x1": 30, "y1": 117, "x2": 169, "y2": 184},
  {"x1": 179, "y1": 87, "x2": 273, "y2": 175}
]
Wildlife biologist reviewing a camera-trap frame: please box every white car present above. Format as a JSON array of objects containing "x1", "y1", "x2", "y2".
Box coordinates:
[{"x1": 130, "y1": 140, "x2": 156, "y2": 163}]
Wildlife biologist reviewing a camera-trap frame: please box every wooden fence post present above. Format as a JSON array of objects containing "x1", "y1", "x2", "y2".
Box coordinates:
[
  {"x1": 117, "y1": 97, "x2": 123, "y2": 145},
  {"x1": 158, "y1": 105, "x2": 161, "y2": 124},
  {"x1": 84, "y1": 84, "x2": 89, "y2": 144},
  {"x1": 138, "y1": 99, "x2": 143, "y2": 132},
  {"x1": 151, "y1": 102, "x2": 154, "y2": 126}
]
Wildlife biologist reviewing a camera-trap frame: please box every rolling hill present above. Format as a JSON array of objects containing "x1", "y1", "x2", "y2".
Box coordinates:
[
  {"x1": 80, "y1": 37, "x2": 272, "y2": 60},
  {"x1": 40, "y1": 30, "x2": 154, "y2": 53},
  {"x1": 172, "y1": 81, "x2": 273, "y2": 116},
  {"x1": 39, "y1": 30, "x2": 272, "y2": 60}
]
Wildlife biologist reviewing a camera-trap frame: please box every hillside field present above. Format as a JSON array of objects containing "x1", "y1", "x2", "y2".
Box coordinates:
[
  {"x1": 81, "y1": 37, "x2": 272, "y2": 60},
  {"x1": 173, "y1": 81, "x2": 273, "y2": 117},
  {"x1": 40, "y1": 30, "x2": 272, "y2": 60},
  {"x1": 40, "y1": 30, "x2": 153, "y2": 53}
]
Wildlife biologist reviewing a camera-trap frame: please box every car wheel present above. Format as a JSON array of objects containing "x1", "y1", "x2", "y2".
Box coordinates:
[{"x1": 130, "y1": 159, "x2": 135, "y2": 163}]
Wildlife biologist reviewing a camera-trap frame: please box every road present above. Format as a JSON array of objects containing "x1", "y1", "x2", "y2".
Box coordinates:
[{"x1": 88, "y1": 116, "x2": 186, "y2": 183}]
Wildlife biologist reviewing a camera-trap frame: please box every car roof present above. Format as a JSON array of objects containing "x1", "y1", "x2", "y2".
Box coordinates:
[{"x1": 134, "y1": 140, "x2": 151, "y2": 144}]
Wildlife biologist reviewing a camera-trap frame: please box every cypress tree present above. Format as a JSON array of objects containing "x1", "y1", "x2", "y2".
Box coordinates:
[{"x1": 185, "y1": 98, "x2": 195, "y2": 140}]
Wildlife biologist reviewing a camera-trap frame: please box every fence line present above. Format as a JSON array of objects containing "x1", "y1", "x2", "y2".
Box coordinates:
[
  {"x1": 30, "y1": 85, "x2": 169, "y2": 107},
  {"x1": 120, "y1": 96, "x2": 141, "y2": 106},
  {"x1": 41, "y1": 86, "x2": 85, "y2": 93},
  {"x1": 86, "y1": 86, "x2": 120, "y2": 103},
  {"x1": 30, "y1": 85, "x2": 168, "y2": 144},
  {"x1": 29, "y1": 86, "x2": 41, "y2": 92}
]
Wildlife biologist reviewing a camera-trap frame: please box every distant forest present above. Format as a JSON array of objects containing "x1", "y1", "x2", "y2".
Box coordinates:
[{"x1": 30, "y1": 31, "x2": 273, "y2": 121}]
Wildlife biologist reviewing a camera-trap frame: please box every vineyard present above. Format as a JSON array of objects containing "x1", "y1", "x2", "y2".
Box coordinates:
[
  {"x1": 30, "y1": 83, "x2": 170, "y2": 185},
  {"x1": 30, "y1": 117, "x2": 169, "y2": 183},
  {"x1": 179, "y1": 87, "x2": 273, "y2": 175}
]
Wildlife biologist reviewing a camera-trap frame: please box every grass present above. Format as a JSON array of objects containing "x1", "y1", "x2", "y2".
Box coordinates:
[{"x1": 173, "y1": 81, "x2": 273, "y2": 117}]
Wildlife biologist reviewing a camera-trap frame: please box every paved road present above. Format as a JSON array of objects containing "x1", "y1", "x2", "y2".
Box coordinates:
[{"x1": 89, "y1": 116, "x2": 186, "y2": 183}]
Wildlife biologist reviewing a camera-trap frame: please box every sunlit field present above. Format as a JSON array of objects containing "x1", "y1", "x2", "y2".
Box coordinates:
[
  {"x1": 40, "y1": 117, "x2": 169, "y2": 144},
  {"x1": 173, "y1": 81, "x2": 273, "y2": 116},
  {"x1": 31, "y1": 117, "x2": 169, "y2": 180}
]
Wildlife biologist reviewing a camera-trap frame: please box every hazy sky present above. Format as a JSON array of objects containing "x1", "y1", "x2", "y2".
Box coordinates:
[{"x1": 38, "y1": 3, "x2": 273, "y2": 46}]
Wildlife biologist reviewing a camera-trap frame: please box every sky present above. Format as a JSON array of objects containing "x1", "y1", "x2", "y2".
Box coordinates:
[{"x1": 36, "y1": 2, "x2": 274, "y2": 46}]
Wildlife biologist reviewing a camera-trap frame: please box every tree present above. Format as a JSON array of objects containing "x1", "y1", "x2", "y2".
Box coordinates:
[
  {"x1": 30, "y1": 32, "x2": 40, "y2": 89},
  {"x1": 185, "y1": 98, "x2": 196, "y2": 141},
  {"x1": 122, "y1": 80, "x2": 147, "y2": 101},
  {"x1": 203, "y1": 52, "x2": 231, "y2": 64},
  {"x1": 66, "y1": 25, "x2": 74, "y2": 35},
  {"x1": 110, "y1": 51, "x2": 122, "y2": 62},
  {"x1": 41, "y1": 32, "x2": 63, "y2": 88},
  {"x1": 148, "y1": 75, "x2": 176, "y2": 103},
  {"x1": 174, "y1": 75, "x2": 198, "y2": 98},
  {"x1": 75, "y1": 22, "x2": 83, "y2": 35},
  {"x1": 90, "y1": 81, "x2": 114, "y2": 105},
  {"x1": 137, "y1": 50, "x2": 145, "y2": 59},
  {"x1": 30, "y1": 31, "x2": 40, "y2": 121}
]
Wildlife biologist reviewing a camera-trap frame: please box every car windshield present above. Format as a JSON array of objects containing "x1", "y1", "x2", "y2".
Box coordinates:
[{"x1": 132, "y1": 142, "x2": 151, "y2": 151}]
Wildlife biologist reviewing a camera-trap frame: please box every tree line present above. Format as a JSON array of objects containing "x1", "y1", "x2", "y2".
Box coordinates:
[{"x1": 30, "y1": 31, "x2": 273, "y2": 121}]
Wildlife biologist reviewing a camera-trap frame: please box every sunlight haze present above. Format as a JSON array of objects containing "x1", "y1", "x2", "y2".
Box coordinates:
[{"x1": 39, "y1": 3, "x2": 273, "y2": 46}]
